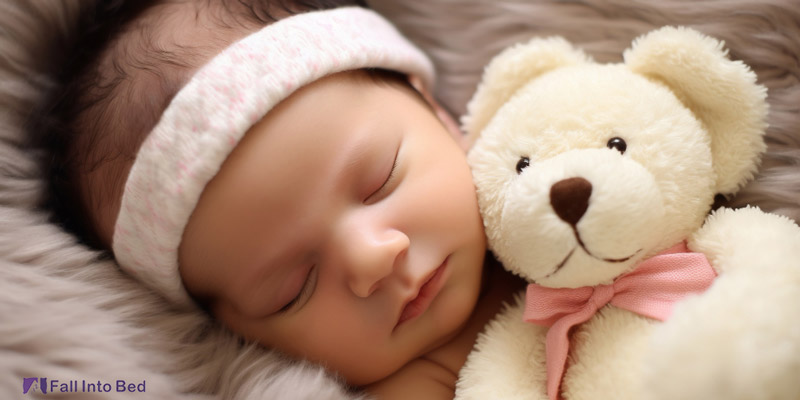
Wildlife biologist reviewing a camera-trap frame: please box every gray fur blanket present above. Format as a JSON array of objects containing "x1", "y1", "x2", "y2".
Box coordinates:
[{"x1": 2, "y1": 0, "x2": 798, "y2": 399}]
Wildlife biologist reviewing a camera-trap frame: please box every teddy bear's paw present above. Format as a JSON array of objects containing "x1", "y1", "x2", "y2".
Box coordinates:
[
  {"x1": 689, "y1": 206, "x2": 800, "y2": 275},
  {"x1": 456, "y1": 293, "x2": 549, "y2": 400},
  {"x1": 641, "y1": 243, "x2": 800, "y2": 400}
]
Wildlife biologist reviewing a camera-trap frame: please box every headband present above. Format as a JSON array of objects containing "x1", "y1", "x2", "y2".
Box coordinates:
[{"x1": 112, "y1": 7, "x2": 435, "y2": 308}]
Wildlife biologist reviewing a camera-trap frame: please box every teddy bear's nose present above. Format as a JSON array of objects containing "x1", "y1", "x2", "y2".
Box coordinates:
[{"x1": 550, "y1": 177, "x2": 593, "y2": 226}]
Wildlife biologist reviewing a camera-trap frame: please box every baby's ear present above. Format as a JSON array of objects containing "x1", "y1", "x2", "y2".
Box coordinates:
[
  {"x1": 463, "y1": 37, "x2": 591, "y2": 146},
  {"x1": 624, "y1": 26, "x2": 768, "y2": 195}
]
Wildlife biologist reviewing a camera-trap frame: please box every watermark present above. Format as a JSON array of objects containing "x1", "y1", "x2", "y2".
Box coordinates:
[{"x1": 23, "y1": 377, "x2": 146, "y2": 395}]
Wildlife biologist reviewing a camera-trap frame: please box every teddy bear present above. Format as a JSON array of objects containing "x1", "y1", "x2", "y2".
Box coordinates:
[{"x1": 455, "y1": 26, "x2": 800, "y2": 400}]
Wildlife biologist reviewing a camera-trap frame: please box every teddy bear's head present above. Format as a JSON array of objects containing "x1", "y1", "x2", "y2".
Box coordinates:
[{"x1": 465, "y1": 27, "x2": 767, "y2": 288}]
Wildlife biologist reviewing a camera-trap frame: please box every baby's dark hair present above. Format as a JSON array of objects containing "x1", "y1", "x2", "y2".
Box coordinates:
[{"x1": 29, "y1": 0, "x2": 411, "y2": 250}]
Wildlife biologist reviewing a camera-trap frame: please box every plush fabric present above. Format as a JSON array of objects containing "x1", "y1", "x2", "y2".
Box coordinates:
[
  {"x1": 456, "y1": 24, "x2": 799, "y2": 399},
  {"x1": 1, "y1": 0, "x2": 797, "y2": 399}
]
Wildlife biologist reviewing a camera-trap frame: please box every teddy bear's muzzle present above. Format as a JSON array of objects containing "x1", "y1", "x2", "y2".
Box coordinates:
[{"x1": 495, "y1": 149, "x2": 668, "y2": 287}]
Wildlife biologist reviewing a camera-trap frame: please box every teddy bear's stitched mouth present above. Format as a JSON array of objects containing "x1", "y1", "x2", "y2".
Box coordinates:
[
  {"x1": 544, "y1": 228, "x2": 642, "y2": 279},
  {"x1": 573, "y1": 226, "x2": 641, "y2": 263},
  {"x1": 544, "y1": 248, "x2": 576, "y2": 278}
]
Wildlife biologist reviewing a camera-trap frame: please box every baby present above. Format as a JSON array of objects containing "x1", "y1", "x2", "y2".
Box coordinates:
[{"x1": 35, "y1": 0, "x2": 522, "y2": 398}]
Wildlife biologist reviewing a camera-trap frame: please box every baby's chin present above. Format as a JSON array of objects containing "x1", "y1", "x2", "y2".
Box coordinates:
[
  {"x1": 333, "y1": 355, "x2": 408, "y2": 387},
  {"x1": 336, "y1": 327, "x2": 464, "y2": 386}
]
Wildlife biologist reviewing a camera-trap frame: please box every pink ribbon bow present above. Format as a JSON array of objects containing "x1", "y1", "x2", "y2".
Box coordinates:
[{"x1": 523, "y1": 242, "x2": 716, "y2": 400}]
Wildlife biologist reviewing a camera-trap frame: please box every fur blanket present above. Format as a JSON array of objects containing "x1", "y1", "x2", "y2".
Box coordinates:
[{"x1": 1, "y1": 0, "x2": 798, "y2": 398}]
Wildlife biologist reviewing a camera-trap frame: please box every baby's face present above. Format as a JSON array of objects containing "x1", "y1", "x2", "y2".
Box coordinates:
[{"x1": 178, "y1": 71, "x2": 487, "y2": 385}]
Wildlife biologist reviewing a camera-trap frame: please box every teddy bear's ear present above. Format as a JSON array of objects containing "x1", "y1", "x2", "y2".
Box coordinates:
[
  {"x1": 624, "y1": 26, "x2": 768, "y2": 196},
  {"x1": 462, "y1": 37, "x2": 590, "y2": 145}
]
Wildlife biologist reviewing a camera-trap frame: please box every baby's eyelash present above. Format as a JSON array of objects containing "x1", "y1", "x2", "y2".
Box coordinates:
[
  {"x1": 382, "y1": 157, "x2": 399, "y2": 191},
  {"x1": 278, "y1": 265, "x2": 317, "y2": 313},
  {"x1": 365, "y1": 148, "x2": 400, "y2": 203}
]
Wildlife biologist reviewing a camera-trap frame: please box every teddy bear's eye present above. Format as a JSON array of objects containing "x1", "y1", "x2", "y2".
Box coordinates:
[
  {"x1": 515, "y1": 156, "x2": 530, "y2": 174},
  {"x1": 607, "y1": 137, "x2": 627, "y2": 154}
]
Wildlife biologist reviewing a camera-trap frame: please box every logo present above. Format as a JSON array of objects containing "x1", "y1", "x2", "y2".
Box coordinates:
[
  {"x1": 22, "y1": 377, "x2": 146, "y2": 395},
  {"x1": 22, "y1": 378, "x2": 47, "y2": 394}
]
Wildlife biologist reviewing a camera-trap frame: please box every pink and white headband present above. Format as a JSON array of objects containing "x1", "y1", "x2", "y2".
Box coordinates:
[{"x1": 112, "y1": 7, "x2": 435, "y2": 308}]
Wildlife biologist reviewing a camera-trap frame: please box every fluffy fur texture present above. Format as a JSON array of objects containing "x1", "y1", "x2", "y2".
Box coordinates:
[
  {"x1": 456, "y1": 27, "x2": 800, "y2": 399},
  {"x1": 1, "y1": 0, "x2": 798, "y2": 399},
  {"x1": 466, "y1": 27, "x2": 768, "y2": 288}
]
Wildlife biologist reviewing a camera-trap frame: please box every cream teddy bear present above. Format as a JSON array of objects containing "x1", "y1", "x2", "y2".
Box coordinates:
[{"x1": 456, "y1": 27, "x2": 800, "y2": 400}]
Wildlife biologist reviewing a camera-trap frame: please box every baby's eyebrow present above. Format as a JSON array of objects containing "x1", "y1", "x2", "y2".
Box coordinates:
[
  {"x1": 341, "y1": 131, "x2": 377, "y2": 172},
  {"x1": 337, "y1": 119, "x2": 394, "y2": 180}
]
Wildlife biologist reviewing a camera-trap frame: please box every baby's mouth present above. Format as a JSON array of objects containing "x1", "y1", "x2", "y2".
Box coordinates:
[{"x1": 394, "y1": 257, "x2": 449, "y2": 329}]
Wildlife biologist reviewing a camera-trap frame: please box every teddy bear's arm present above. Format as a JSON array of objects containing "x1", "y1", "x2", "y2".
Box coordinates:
[
  {"x1": 688, "y1": 206, "x2": 800, "y2": 275},
  {"x1": 455, "y1": 292, "x2": 550, "y2": 400},
  {"x1": 642, "y1": 207, "x2": 800, "y2": 400}
]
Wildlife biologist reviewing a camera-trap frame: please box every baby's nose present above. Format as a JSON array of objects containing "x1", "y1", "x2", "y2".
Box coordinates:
[
  {"x1": 343, "y1": 227, "x2": 409, "y2": 298},
  {"x1": 550, "y1": 177, "x2": 593, "y2": 226}
]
